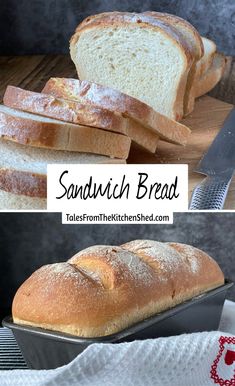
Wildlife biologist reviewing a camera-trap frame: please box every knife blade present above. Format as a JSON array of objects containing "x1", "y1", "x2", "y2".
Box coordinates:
[{"x1": 189, "y1": 108, "x2": 235, "y2": 210}]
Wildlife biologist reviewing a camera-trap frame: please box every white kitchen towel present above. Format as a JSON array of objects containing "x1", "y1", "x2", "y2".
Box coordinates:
[{"x1": 1, "y1": 300, "x2": 235, "y2": 386}]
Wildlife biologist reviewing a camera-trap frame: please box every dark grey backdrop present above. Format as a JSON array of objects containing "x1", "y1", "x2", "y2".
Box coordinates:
[
  {"x1": 0, "y1": 212, "x2": 234, "y2": 320},
  {"x1": 0, "y1": 0, "x2": 234, "y2": 55}
]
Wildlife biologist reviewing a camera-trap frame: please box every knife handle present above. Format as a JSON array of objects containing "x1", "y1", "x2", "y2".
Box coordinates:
[{"x1": 189, "y1": 176, "x2": 231, "y2": 210}]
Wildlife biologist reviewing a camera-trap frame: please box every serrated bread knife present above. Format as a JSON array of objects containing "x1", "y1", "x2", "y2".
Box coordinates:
[{"x1": 189, "y1": 108, "x2": 235, "y2": 210}]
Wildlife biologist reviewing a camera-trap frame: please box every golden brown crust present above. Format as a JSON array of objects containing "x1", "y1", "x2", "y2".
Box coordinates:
[
  {"x1": 144, "y1": 11, "x2": 204, "y2": 59},
  {"x1": 70, "y1": 11, "x2": 194, "y2": 121},
  {"x1": 168, "y1": 242, "x2": 224, "y2": 289},
  {"x1": 43, "y1": 78, "x2": 191, "y2": 146},
  {"x1": 71, "y1": 12, "x2": 193, "y2": 65},
  {"x1": 3, "y1": 86, "x2": 128, "y2": 135},
  {"x1": 0, "y1": 168, "x2": 47, "y2": 198},
  {"x1": 4, "y1": 85, "x2": 159, "y2": 153},
  {"x1": 12, "y1": 241, "x2": 224, "y2": 337},
  {"x1": 43, "y1": 78, "x2": 156, "y2": 124},
  {"x1": 0, "y1": 108, "x2": 131, "y2": 159}
]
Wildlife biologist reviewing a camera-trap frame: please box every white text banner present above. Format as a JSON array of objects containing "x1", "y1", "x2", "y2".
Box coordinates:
[{"x1": 47, "y1": 164, "x2": 188, "y2": 224}]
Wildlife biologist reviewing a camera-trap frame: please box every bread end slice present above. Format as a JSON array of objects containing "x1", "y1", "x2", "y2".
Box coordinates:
[{"x1": 194, "y1": 53, "x2": 226, "y2": 98}]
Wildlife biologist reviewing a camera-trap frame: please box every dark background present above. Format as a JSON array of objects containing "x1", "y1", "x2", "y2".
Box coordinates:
[
  {"x1": 0, "y1": 0, "x2": 234, "y2": 55},
  {"x1": 0, "y1": 212, "x2": 234, "y2": 320}
]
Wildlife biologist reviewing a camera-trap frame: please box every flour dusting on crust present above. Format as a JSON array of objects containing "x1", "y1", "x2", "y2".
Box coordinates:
[{"x1": 70, "y1": 245, "x2": 154, "y2": 286}]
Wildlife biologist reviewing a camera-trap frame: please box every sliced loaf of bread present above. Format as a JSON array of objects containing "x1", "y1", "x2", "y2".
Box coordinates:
[
  {"x1": 3, "y1": 86, "x2": 128, "y2": 135},
  {"x1": 0, "y1": 105, "x2": 131, "y2": 159},
  {"x1": 0, "y1": 137, "x2": 125, "y2": 199},
  {"x1": 43, "y1": 78, "x2": 191, "y2": 146},
  {"x1": 70, "y1": 12, "x2": 193, "y2": 120}
]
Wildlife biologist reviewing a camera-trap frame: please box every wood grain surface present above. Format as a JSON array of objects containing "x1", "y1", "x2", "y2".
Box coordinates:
[
  {"x1": 0, "y1": 55, "x2": 234, "y2": 209},
  {"x1": 128, "y1": 97, "x2": 234, "y2": 209}
]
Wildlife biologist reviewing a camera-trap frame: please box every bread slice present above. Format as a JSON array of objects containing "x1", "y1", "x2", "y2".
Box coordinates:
[
  {"x1": 0, "y1": 105, "x2": 131, "y2": 159},
  {"x1": 185, "y1": 37, "x2": 217, "y2": 115},
  {"x1": 0, "y1": 189, "x2": 46, "y2": 210},
  {"x1": 196, "y1": 37, "x2": 216, "y2": 78},
  {"x1": 70, "y1": 12, "x2": 193, "y2": 120},
  {"x1": 143, "y1": 11, "x2": 203, "y2": 116},
  {"x1": 0, "y1": 138, "x2": 126, "y2": 199},
  {"x1": 194, "y1": 53, "x2": 226, "y2": 98},
  {"x1": 43, "y1": 78, "x2": 191, "y2": 146},
  {"x1": 3, "y1": 85, "x2": 157, "y2": 153},
  {"x1": 3, "y1": 86, "x2": 128, "y2": 135}
]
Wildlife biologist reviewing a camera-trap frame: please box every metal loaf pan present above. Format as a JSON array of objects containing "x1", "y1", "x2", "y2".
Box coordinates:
[{"x1": 3, "y1": 280, "x2": 233, "y2": 370}]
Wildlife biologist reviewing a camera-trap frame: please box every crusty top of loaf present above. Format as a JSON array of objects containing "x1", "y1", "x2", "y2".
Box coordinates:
[
  {"x1": 144, "y1": 11, "x2": 204, "y2": 60},
  {"x1": 122, "y1": 240, "x2": 223, "y2": 284},
  {"x1": 12, "y1": 240, "x2": 224, "y2": 337},
  {"x1": 71, "y1": 11, "x2": 193, "y2": 66},
  {"x1": 69, "y1": 245, "x2": 156, "y2": 288}
]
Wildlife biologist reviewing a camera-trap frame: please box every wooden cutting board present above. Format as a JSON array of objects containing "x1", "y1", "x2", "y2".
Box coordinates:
[
  {"x1": 0, "y1": 55, "x2": 234, "y2": 209},
  {"x1": 128, "y1": 96, "x2": 234, "y2": 209}
]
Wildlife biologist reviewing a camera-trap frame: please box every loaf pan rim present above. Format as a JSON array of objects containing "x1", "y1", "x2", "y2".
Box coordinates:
[{"x1": 2, "y1": 279, "x2": 233, "y2": 344}]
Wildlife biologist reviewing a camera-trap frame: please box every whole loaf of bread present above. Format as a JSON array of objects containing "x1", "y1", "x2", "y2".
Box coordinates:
[{"x1": 12, "y1": 240, "x2": 224, "y2": 337}]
